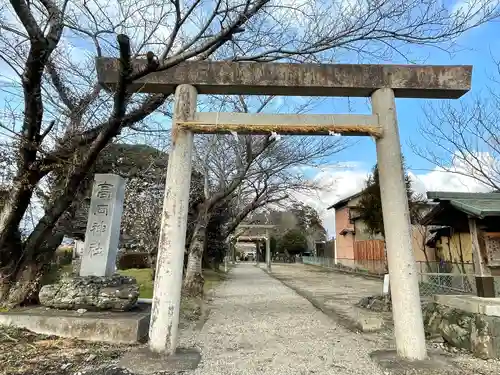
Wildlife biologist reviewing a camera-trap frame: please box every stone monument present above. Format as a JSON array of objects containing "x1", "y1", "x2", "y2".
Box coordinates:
[
  {"x1": 39, "y1": 174, "x2": 139, "y2": 312},
  {"x1": 73, "y1": 240, "x2": 85, "y2": 259},
  {"x1": 80, "y1": 173, "x2": 125, "y2": 276}
]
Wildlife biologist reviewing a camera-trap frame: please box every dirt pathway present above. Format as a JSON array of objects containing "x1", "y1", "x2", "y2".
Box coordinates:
[{"x1": 183, "y1": 263, "x2": 385, "y2": 375}]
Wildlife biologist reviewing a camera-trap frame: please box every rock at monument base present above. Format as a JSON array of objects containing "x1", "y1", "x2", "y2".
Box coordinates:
[
  {"x1": 39, "y1": 275, "x2": 139, "y2": 311},
  {"x1": 71, "y1": 259, "x2": 82, "y2": 275}
]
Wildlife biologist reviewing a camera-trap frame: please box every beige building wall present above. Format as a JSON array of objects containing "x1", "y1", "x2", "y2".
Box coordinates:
[
  {"x1": 335, "y1": 206, "x2": 354, "y2": 260},
  {"x1": 436, "y1": 232, "x2": 473, "y2": 263},
  {"x1": 333, "y1": 197, "x2": 438, "y2": 266},
  {"x1": 354, "y1": 219, "x2": 384, "y2": 241},
  {"x1": 411, "y1": 224, "x2": 436, "y2": 263}
]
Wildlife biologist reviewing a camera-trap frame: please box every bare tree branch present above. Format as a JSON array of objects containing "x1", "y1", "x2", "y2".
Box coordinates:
[{"x1": 413, "y1": 74, "x2": 500, "y2": 192}]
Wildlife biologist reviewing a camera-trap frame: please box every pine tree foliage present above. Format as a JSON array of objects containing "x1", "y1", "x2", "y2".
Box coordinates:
[{"x1": 357, "y1": 161, "x2": 424, "y2": 237}]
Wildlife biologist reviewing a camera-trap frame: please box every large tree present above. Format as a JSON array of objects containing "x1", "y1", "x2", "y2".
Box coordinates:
[
  {"x1": 0, "y1": 0, "x2": 499, "y2": 306},
  {"x1": 279, "y1": 229, "x2": 308, "y2": 256},
  {"x1": 0, "y1": 0, "x2": 302, "y2": 305}
]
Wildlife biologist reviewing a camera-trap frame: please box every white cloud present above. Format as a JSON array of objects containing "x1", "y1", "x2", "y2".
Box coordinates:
[
  {"x1": 291, "y1": 163, "x2": 369, "y2": 239},
  {"x1": 452, "y1": 0, "x2": 500, "y2": 16},
  {"x1": 410, "y1": 169, "x2": 491, "y2": 195},
  {"x1": 451, "y1": 0, "x2": 500, "y2": 28},
  {"x1": 298, "y1": 156, "x2": 494, "y2": 239},
  {"x1": 412, "y1": 150, "x2": 499, "y2": 195}
]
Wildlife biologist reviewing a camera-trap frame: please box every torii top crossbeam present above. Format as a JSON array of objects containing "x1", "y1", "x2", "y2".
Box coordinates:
[
  {"x1": 96, "y1": 58, "x2": 472, "y2": 99},
  {"x1": 233, "y1": 224, "x2": 275, "y2": 240}
]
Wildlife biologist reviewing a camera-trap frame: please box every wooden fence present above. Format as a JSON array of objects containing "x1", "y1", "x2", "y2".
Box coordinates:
[
  {"x1": 352, "y1": 240, "x2": 386, "y2": 274},
  {"x1": 354, "y1": 240, "x2": 385, "y2": 260}
]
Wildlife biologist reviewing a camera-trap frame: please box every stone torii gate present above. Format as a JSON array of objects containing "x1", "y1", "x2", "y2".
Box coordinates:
[
  {"x1": 237, "y1": 236, "x2": 266, "y2": 262},
  {"x1": 97, "y1": 60, "x2": 472, "y2": 361},
  {"x1": 235, "y1": 224, "x2": 275, "y2": 270}
]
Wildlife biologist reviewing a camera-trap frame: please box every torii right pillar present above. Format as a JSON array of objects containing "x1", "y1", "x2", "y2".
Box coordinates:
[
  {"x1": 265, "y1": 230, "x2": 271, "y2": 272},
  {"x1": 372, "y1": 88, "x2": 427, "y2": 360}
]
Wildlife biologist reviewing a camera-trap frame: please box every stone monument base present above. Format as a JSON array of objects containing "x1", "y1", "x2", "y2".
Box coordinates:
[
  {"x1": 119, "y1": 347, "x2": 201, "y2": 374},
  {"x1": 0, "y1": 304, "x2": 150, "y2": 344},
  {"x1": 39, "y1": 274, "x2": 139, "y2": 311},
  {"x1": 423, "y1": 295, "x2": 500, "y2": 359}
]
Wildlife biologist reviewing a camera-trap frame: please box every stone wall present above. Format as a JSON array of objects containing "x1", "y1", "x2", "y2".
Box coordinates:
[{"x1": 423, "y1": 302, "x2": 500, "y2": 359}]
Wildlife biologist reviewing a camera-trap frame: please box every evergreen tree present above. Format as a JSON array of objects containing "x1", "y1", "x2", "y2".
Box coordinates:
[
  {"x1": 280, "y1": 229, "x2": 308, "y2": 255},
  {"x1": 357, "y1": 161, "x2": 423, "y2": 237}
]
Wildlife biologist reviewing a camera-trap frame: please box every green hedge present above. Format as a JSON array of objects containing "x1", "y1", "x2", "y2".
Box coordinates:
[{"x1": 117, "y1": 252, "x2": 151, "y2": 270}]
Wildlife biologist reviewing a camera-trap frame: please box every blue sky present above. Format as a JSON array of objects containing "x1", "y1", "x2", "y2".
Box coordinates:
[
  {"x1": 316, "y1": 21, "x2": 499, "y2": 174},
  {"x1": 292, "y1": 21, "x2": 500, "y2": 237},
  {"x1": 2, "y1": 2, "x2": 499, "y2": 237}
]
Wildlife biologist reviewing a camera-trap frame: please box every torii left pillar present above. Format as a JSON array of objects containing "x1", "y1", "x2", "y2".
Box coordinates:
[
  {"x1": 255, "y1": 242, "x2": 260, "y2": 266},
  {"x1": 265, "y1": 230, "x2": 271, "y2": 271},
  {"x1": 149, "y1": 84, "x2": 197, "y2": 354}
]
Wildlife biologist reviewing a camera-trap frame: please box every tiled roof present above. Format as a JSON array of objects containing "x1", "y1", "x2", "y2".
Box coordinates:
[
  {"x1": 327, "y1": 191, "x2": 364, "y2": 210},
  {"x1": 426, "y1": 191, "x2": 500, "y2": 218}
]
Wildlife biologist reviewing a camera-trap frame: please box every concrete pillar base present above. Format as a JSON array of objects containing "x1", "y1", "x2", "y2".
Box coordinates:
[{"x1": 475, "y1": 277, "x2": 496, "y2": 298}]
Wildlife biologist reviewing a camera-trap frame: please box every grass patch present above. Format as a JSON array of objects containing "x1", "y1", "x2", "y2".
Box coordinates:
[
  {"x1": 118, "y1": 268, "x2": 154, "y2": 298},
  {"x1": 60, "y1": 264, "x2": 73, "y2": 274},
  {"x1": 42, "y1": 264, "x2": 229, "y2": 300},
  {"x1": 117, "y1": 267, "x2": 230, "y2": 299}
]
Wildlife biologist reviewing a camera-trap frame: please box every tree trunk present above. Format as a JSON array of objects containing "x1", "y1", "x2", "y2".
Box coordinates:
[
  {"x1": 0, "y1": 178, "x2": 40, "y2": 306},
  {"x1": 183, "y1": 212, "x2": 208, "y2": 297},
  {"x1": 0, "y1": 202, "x2": 67, "y2": 307},
  {"x1": 422, "y1": 248, "x2": 433, "y2": 273},
  {"x1": 202, "y1": 251, "x2": 211, "y2": 270},
  {"x1": 0, "y1": 241, "x2": 59, "y2": 307},
  {"x1": 231, "y1": 242, "x2": 236, "y2": 263},
  {"x1": 0, "y1": 258, "x2": 45, "y2": 307},
  {"x1": 0, "y1": 178, "x2": 38, "y2": 252},
  {"x1": 212, "y1": 258, "x2": 220, "y2": 271}
]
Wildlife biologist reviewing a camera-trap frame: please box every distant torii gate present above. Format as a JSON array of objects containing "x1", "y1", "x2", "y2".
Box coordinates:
[
  {"x1": 97, "y1": 59, "x2": 472, "y2": 361},
  {"x1": 234, "y1": 224, "x2": 274, "y2": 270},
  {"x1": 236, "y1": 236, "x2": 266, "y2": 261}
]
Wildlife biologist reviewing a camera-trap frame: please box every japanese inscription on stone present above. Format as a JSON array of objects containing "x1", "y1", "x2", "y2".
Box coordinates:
[{"x1": 80, "y1": 174, "x2": 126, "y2": 277}]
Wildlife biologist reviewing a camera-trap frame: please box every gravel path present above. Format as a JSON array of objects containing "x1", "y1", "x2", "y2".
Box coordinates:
[{"x1": 183, "y1": 263, "x2": 385, "y2": 375}]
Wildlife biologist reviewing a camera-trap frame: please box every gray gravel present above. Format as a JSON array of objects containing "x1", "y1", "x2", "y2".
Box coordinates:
[{"x1": 179, "y1": 263, "x2": 385, "y2": 375}]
